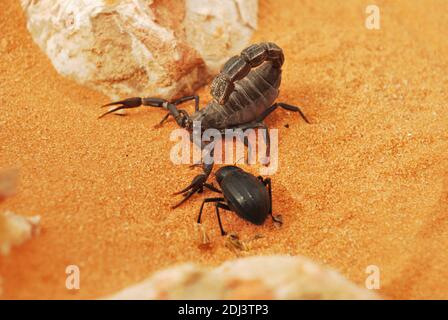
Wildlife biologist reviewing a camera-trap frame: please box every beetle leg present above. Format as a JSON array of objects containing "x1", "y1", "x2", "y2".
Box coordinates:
[
  {"x1": 197, "y1": 198, "x2": 230, "y2": 236},
  {"x1": 257, "y1": 102, "x2": 310, "y2": 124},
  {"x1": 198, "y1": 198, "x2": 222, "y2": 220},
  {"x1": 215, "y1": 202, "x2": 231, "y2": 236},
  {"x1": 263, "y1": 177, "x2": 273, "y2": 217},
  {"x1": 197, "y1": 197, "x2": 224, "y2": 223},
  {"x1": 196, "y1": 197, "x2": 226, "y2": 234},
  {"x1": 204, "y1": 183, "x2": 222, "y2": 193},
  {"x1": 258, "y1": 176, "x2": 282, "y2": 225},
  {"x1": 258, "y1": 176, "x2": 273, "y2": 215}
]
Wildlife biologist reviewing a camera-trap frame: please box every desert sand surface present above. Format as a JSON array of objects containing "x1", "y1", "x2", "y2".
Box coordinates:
[{"x1": 1, "y1": 0, "x2": 448, "y2": 299}]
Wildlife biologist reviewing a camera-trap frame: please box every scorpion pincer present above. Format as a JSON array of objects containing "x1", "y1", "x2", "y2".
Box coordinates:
[{"x1": 99, "y1": 42, "x2": 310, "y2": 208}]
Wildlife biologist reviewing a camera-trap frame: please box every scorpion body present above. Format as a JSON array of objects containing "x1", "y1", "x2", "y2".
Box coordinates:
[
  {"x1": 192, "y1": 43, "x2": 284, "y2": 129},
  {"x1": 100, "y1": 42, "x2": 309, "y2": 207}
]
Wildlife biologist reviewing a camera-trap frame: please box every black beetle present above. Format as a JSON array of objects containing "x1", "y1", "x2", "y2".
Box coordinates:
[{"x1": 197, "y1": 165, "x2": 281, "y2": 235}]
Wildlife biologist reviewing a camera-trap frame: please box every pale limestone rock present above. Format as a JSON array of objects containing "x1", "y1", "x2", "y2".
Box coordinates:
[
  {"x1": 0, "y1": 211, "x2": 41, "y2": 256},
  {"x1": 106, "y1": 256, "x2": 380, "y2": 300},
  {"x1": 20, "y1": 0, "x2": 258, "y2": 100}
]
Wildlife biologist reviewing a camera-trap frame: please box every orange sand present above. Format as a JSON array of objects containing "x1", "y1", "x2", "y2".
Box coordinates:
[{"x1": 1, "y1": 0, "x2": 448, "y2": 299}]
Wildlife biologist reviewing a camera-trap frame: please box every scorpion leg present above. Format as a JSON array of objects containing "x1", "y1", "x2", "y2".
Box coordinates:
[
  {"x1": 156, "y1": 108, "x2": 191, "y2": 128},
  {"x1": 172, "y1": 95, "x2": 200, "y2": 112},
  {"x1": 254, "y1": 122, "x2": 270, "y2": 163},
  {"x1": 228, "y1": 122, "x2": 270, "y2": 163},
  {"x1": 218, "y1": 127, "x2": 254, "y2": 164},
  {"x1": 257, "y1": 102, "x2": 310, "y2": 124},
  {"x1": 153, "y1": 96, "x2": 198, "y2": 128},
  {"x1": 154, "y1": 113, "x2": 170, "y2": 128}
]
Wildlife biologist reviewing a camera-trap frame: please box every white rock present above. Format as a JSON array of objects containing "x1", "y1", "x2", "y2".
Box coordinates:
[
  {"x1": 0, "y1": 211, "x2": 41, "y2": 256},
  {"x1": 105, "y1": 255, "x2": 380, "y2": 300},
  {"x1": 21, "y1": 0, "x2": 258, "y2": 100},
  {"x1": 184, "y1": 0, "x2": 257, "y2": 74}
]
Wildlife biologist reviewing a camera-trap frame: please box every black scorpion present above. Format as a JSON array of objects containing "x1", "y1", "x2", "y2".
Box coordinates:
[{"x1": 100, "y1": 42, "x2": 309, "y2": 207}]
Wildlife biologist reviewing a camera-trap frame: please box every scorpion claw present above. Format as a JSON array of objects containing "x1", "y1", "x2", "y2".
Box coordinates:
[
  {"x1": 171, "y1": 174, "x2": 208, "y2": 208},
  {"x1": 99, "y1": 97, "x2": 143, "y2": 119},
  {"x1": 173, "y1": 174, "x2": 206, "y2": 196},
  {"x1": 98, "y1": 106, "x2": 124, "y2": 119},
  {"x1": 171, "y1": 189, "x2": 195, "y2": 209},
  {"x1": 101, "y1": 97, "x2": 142, "y2": 108}
]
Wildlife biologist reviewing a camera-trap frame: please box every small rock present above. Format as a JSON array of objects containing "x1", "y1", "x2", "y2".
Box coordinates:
[
  {"x1": 0, "y1": 211, "x2": 41, "y2": 256},
  {"x1": 272, "y1": 214, "x2": 283, "y2": 228},
  {"x1": 20, "y1": 0, "x2": 258, "y2": 100},
  {"x1": 105, "y1": 255, "x2": 380, "y2": 300},
  {"x1": 194, "y1": 223, "x2": 211, "y2": 249},
  {"x1": 225, "y1": 232, "x2": 248, "y2": 252}
]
